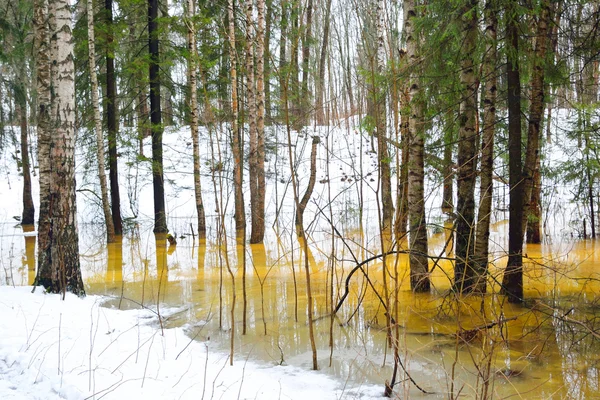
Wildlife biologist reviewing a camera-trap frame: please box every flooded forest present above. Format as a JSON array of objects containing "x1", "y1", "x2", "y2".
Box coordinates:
[{"x1": 1, "y1": 0, "x2": 600, "y2": 398}]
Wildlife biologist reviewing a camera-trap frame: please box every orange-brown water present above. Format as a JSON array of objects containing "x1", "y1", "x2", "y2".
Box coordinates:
[{"x1": 6, "y1": 220, "x2": 600, "y2": 399}]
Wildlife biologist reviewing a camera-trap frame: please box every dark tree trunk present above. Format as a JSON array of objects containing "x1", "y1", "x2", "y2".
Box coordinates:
[
  {"x1": 105, "y1": 0, "x2": 122, "y2": 235},
  {"x1": 290, "y1": 0, "x2": 299, "y2": 115},
  {"x1": 315, "y1": 0, "x2": 333, "y2": 125},
  {"x1": 17, "y1": 92, "x2": 35, "y2": 225},
  {"x1": 473, "y1": 0, "x2": 498, "y2": 292},
  {"x1": 228, "y1": 0, "x2": 245, "y2": 233},
  {"x1": 527, "y1": 153, "x2": 543, "y2": 243},
  {"x1": 299, "y1": 0, "x2": 313, "y2": 125},
  {"x1": 295, "y1": 136, "x2": 320, "y2": 235},
  {"x1": 441, "y1": 114, "x2": 454, "y2": 215},
  {"x1": 394, "y1": 53, "x2": 409, "y2": 241},
  {"x1": 502, "y1": 5, "x2": 524, "y2": 304},
  {"x1": 278, "y1": 0, "x2": 288, "y2": 121},
  {"x1": 34, "y1": 0, "x2": 52, "y2": 286},
  {"x1": 522, "y1": 0, "x2": 551, "y2": 242},
  {"x1": 375, "y1": 0, "x2": 394, "y2": 233},
  {"x1": 264, "y1": 0, "x2": 272, "y2": 123},
  {"x1": 149, "y1": 0, "x2": 167, "y2": 233},
  {"x1": 454, "y1": 0, "x2": 479, "y2": 294}
]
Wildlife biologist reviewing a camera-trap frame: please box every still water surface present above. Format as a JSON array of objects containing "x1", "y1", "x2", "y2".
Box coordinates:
[{"x1": 4, "y1": 220, "x2": 600, "y2": 399}]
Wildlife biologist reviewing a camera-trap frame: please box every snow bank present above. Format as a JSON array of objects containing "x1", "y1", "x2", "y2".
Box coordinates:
[{"x1": 0, "y1": 287, "x2": 381, "y2": 400}]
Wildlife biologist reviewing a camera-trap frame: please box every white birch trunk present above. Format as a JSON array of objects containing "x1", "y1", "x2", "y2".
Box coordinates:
[
  {"x1": 405, "y1": 0, "x2": 430, "y2": 292},
  {"x1": 187, "y1": 0, "x2": 206, "y2": 238},
  {"x1": 45, "y1": 0, "x2": 84, "y2": 295},
  {"x1": 87, "y1": 0, "x2": 115, "y2": 243}
]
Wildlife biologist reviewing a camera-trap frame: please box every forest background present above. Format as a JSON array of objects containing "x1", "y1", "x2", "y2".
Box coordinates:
[{"x1": 0, "y1": 0, "x2": 600, "y2": 398}]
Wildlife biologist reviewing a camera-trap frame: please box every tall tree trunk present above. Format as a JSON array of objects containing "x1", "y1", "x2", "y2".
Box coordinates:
[
  {"x1": 246, "y1": 0, "x2": 256, "y2": 237},
  {"x1": 376, "y1": 0, "x2": 394, "y2": 233},
  {"x1": 473, "y1": 0, "x2": 498, "y2": 293},
  {"x1": 16, "y1": 86, "x2": 34, "y2": 225},
  {"x1": 252, "y1": 0, "x2": 266, "y2": 243},
  {"x1": 441, "y1": 115, "x2": 454, "y2": 216},
  {"x1": 187, "y1": 0, "x2": 206, "y2": 238},
  {"x1": 405, "y1": 0, "x2": 430, "y2": 292},
  {"x1": 502, "y1": 3, "x2": 524, "y2": 304},
  {"x1": 454, "y1": 0, "x2": 479, "y2": 294},
  {"x1": 228, "y1": 0, "x2": 245, "y2": 233},
  {"x1": 522, "y1": 0, "x2": 551, "y2": 242},
  {"x1": 315, "y1": 0, "x2": 332, "y2": 125},
  {"x1": 527, "y1": 151, "x2": 543, "y2": 242},
  {"x1": 88, "y1": 0, "x2": 115, "y2": 243},
  {"x1": 290, "y1": 0, "x2": 300, "y2": 115},
  {"x1": 278, "y1": 0, "x2": 288, "y2": 122},
  {"x1": 264, "y1": 0, "x2": 272, "y2": 123},
  {"x1": 131, "y1": 9, "x2": 150, "y2": 157},
  {"x1": 149, "y1": 0, "x2": 167, "y2": 233},
  {"x1": 394, "y1": 50, "x2": 409, "y2": 241},
  {"x1": 35, "y1": 0, "x2": 85, "y2": 296},
  {"x1": 299, "y1": 0, "x2": 313, "y2": 125},
  {"x1": 295, "y1": 136, "x2": 320, "y2": 235},
  {"x1": 34, "y1": 0, "x2": 52, "y2": 285},
  {"x1": 247, "y1": 0, "x2": 263, "y2": 244},
  {"x1": 105, "y1": 0, "x2": 122, "y2": 235}
]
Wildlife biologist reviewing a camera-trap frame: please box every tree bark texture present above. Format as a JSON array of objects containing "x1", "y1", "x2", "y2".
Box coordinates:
[
  {"x1": 35, "y1": 0, "x2": 85, "y2": 296},
  {"x1": 522, "y1": 0, "x2": 550, "y2": 243},
  {"x1": 405, "y1": 0, "x2": 430, "y2": 292},
  {"x1": 228, "y1": 0, "x2": 245, "y2": 233},
  {"x1": 34, "y1": 0, "x2": 52, "y2": 286},
  {"x1": 149, "y1": 0, "x2": 167, "y2": 233},
  {"x1": 105, "y1": 0, "x2": 122, "y2": 235},
  {"x1": 376, "y1": 0, "x2": 394, "y2": 233},
  {"x1": 17, "y1": 89, "x2": 35, "y2": 225},
  {"x1": 502, "y1": 5, "x2": 524, "y2": 303},
  {"x1": 473, "y1": 0, "x2": 498, "y2": 293},
  {"x1": 88, "y1": 0, "x2": 115, "y2": 243},
  {"x1": 187, "y1": 0, "x2": 207, "y2": 238},
  {"x1": 246, "y1": 0, "x2": 262, "y2": 244},
  {"x1": 441, "y1": 115, "x2": 454, "y2": 216},
  {"x1": 394, "y1": 51, "x2": 409, "y2": 241},
  {"x1": 299, "y1": 0, "x2": 313, "y2": 125},
  {"x1": 252, "y1": 0, "x2": 267, "y2": 243},
  {"x1": 315, "y1": 0, "x2": 333, "y2": 125},
  {"x1": 295, "y1": 136, "x2": 320, "y2": 235},
  {"x1": 454, "y1": 0, "x2": 479, "y2": 294},
  {"x1": 264, "y1": 0, "x2": 272, "y2": 122}
]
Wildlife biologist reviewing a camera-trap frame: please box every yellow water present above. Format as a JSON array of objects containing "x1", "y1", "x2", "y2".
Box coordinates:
[{"x1": 8, "y1": 221, "x2": 600, "y2": 399}]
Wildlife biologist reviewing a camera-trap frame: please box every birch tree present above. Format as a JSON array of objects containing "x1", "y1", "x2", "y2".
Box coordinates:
[
  {"x1": 34, "y1": 0, "x2": 52, "y2": 287},
  {"x1": 35, "y1": 0, "x2": 85, "y2": 296},
  {"x1": 522, "y1": 0, "x2": 552, "y2": 243},
  {"x1": 87, "y1": 0, "x2": 115, "y2": 243},
  {"x1": 405, "y1": 0, "x2": 430, "y2": 292},
  {"x1": 186, "y1": 0, "x2": 206, "y2": 238},
  {"x1": 473, "y1": 0, "x2": 498, "y2": 293},
  {"x1": 502, "y1": 1, "x2": 524, "y2": 303},
  {"x1": 453, "y1": 0, "x2": 479, "y2": 294}
]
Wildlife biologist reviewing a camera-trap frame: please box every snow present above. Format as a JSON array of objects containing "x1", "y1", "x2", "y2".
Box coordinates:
[
  {"x1": 0, "y1": 109, "x2": 594, "y2": 399},
  {"x1": 0, "y1": 286, "x2": 381, "y2": 399}
]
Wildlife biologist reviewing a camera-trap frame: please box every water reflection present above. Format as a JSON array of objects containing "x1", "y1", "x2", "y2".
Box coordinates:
[
  {"x1": 22, "y1": 225, "x2": 36, "y2": 285},
  {"x1": 5, "y1": 221, "x2": 600, "y2": 398}
]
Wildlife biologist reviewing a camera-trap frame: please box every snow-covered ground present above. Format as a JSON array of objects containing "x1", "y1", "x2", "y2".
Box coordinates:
[
  {"x1": 0, "y1": 286, "x2": 381, "y2": 400},
  {"x1": 0, "y1": 109, "x2": 595, "y2": 399}
]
